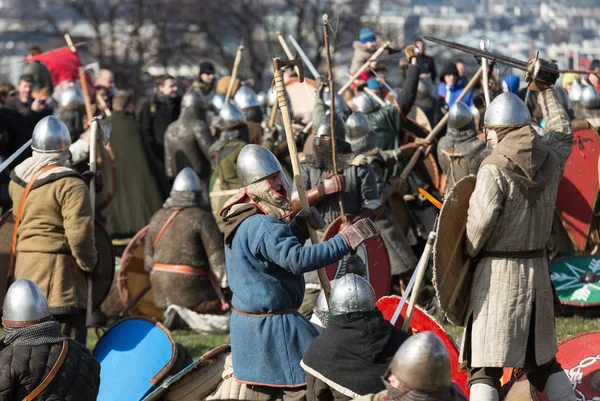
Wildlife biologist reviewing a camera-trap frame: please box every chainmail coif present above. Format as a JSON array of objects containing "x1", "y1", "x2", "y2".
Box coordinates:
[{"x1": 4, "y1": 321, "x2": 67, "y2": 347}]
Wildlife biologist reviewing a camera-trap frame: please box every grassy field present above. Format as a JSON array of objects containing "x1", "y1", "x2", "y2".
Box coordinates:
[{"x1": 86, "y1": 316, "x2": 600, "y2": 359}]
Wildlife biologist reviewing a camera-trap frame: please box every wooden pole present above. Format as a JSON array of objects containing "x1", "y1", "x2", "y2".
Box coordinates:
[
  {"x1": 96, "y1": 93, "x2": 112, "y2": 117},
  {"x1": 225, "y1": 44, "x2": 244, "y2": 104},
  {"x1": 364, "y1": 87, "x2": 386, "y2": 107},
  {"x1": 276, "y1": 32, "x2": 314, "y2": 99},
  {"x1": 79, "y1": 70, "x2": 94, "y2": 123},
  {"x1": 86, "y1": 119, "x2": 99, "y2": 326},
  {"x1": 399, "y1": 66, "x2": 484, "y2": 181},
  {"x1": 272, "y1": 58, "x2": 332, "y2": 300},
  {"x1": 337, "y1": 42, "x2": 389, "y2": 95}
]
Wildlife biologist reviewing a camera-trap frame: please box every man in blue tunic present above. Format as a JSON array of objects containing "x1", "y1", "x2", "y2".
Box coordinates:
[{"x1": 220, "y1": 144, "x2": 379, "y2": 400}]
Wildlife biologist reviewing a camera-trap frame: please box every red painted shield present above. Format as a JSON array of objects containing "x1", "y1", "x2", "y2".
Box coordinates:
[
  {"x1": 504, "y1": 330, "x2": 600, "y2": 401},
  {"x1": 556, "y1": 122, "x2": 600, "y2": 251},
  {"x1": 321, "y1": 215, "x2": 390, "y2": 299},
  {"x1": 377, "y1": 295, "x2": 469, "y2": 397}
]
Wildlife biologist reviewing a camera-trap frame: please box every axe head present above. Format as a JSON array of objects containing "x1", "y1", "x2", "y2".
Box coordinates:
[
  {"x1": 272, "y1": 58, "x2": 304, "y2": 83},
  {"x1": 78, "y1": 61, "x2": 99, "y2": 77}
]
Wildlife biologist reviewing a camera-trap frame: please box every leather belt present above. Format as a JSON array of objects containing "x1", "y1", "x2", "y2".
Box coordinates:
[
  {"x1": 153, "y1": 263, "x2": 230, "y2": 312},
  {"x1": 480, "y1": 248, "x2": 546, "y2": 259},
  {"x1": 232, "y1": 307, "x2": 297, "y2": 318}
]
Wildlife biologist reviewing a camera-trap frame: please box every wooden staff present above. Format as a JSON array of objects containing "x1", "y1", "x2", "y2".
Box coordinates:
[
  {"x1": 96, "y1": 93, "x2": 112, "y2": 117},
  {"x1": 399, "y1": 66, "x2": 484, "y2": 181},
  {"x1": 364, "y1": 87, "x2": 386, "y2": 107},
  {"x1": 272, "y1": 57, "x2": 332, "y2": 301},
  {"x1": 268, "y1": 100, "x2": 279, "y2": 129},
  {"x1": 276, "y1": 32, "x2": 314, "y2": 99},
  {"x1": 86, "y1": 119, "x2": 100, "y2": 326},
  {"x1": 65, "y1": 33, "x2": 94, "y2": 123},
  {"x1": 225, "y1": 44, "x2": 244, "y2": 104}
]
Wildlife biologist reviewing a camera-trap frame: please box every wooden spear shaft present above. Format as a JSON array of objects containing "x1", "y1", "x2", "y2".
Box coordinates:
[
  {"x1": 225, "y1": 44, "x2": 244, "y2": 104},
  {"x1": 400, "y1": 66, "x2": 484, "y2": 181},
  {"x1": 323, "y1": 15, "x2": 347, "y2": 222},
  {"x1": 272, "y1": 59, "x2": 332, "y2": 301}
]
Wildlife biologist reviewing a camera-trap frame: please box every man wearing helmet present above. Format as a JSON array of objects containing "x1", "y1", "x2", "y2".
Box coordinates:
[
  {"x1": 573, "y1": 85, "x2": 600, "y2": 128},
  {"x1": 220, "y1": 144, "x2": 378, "y2": 399},
  {"x1": 145, "y1": 168, "x2": 229, "y2": 332},
  {"x1": 0, "y1": 279, "x2": 100, "y2": 400},
  {"x1": 52, "y1": 86, "x2": 85, "y2": 143},
  {"x1": 301, "y1": 274, "x2": 409, "y2": 401},
  {"x1": 9, "y1": 116, "x2": 97, "y2": 344},
  {"x1": 463, "y1": 70, "x2": 576, "y2": 400},
  {"x1": 437, "y1": 101, "x2": 487, "y2": 194}
]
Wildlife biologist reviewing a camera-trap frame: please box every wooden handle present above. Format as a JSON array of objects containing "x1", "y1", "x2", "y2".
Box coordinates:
[
  {"x1": 400, "y1": 66, "x2": 484, "y2": 181},
  {"x1": 268, "y1": 100, "x2": 279, "y2": 129},
  {"x1": 273, "y1": 67, "x2": 332, "y2": 300},
  {"x1": 338, "y1": 42, "x2": 389, "y2": 95},
  {"x1": 364, "y1": 87, "x2": 386, "y2": 107},
  {"x1": 225, "y1": 46, "x2": 244, "y2": 103},
  {"x1": 79, "y1": 71, "x2": 94, "y2": 124},
  {"x1": 276, "y1": 32, "x2": 314, "y2": 99}
]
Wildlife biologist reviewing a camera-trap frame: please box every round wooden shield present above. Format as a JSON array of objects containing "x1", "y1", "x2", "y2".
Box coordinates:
[
  {"x1": 321, "y1": 215, "x2": 391, "y2": 299},
  {"x1": 401, "y1": 120, "x2": 442, "y2": 191},
  {"x1": 505, "y1": 331, "x2": 600, "y2": 401},
  {"x1": 551, "y1": 256, "x2": 600, "y2": 309},
  {"x1": 408, "y1": 106, "x2": 433, "y2": 131},
  {"x1": 117, "y1": 225, "x2": 165, "y2": 321},
  {"x1": 377, "y1": 295, "x2": 469, "y2": 397},
  {"x1": 432, "y1": 175, "x2": 476, "y2": 326},
  {"x1": 285, "y1": 77, "x2": 316, "y2": 126},
  {"x1": 0, "y1": 209, "x2": 114, "y2": 312}
]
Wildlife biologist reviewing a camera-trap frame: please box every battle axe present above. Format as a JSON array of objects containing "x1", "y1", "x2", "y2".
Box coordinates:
[{"x1": 272, "y1": 58, "x2": 333, "y2": 301}]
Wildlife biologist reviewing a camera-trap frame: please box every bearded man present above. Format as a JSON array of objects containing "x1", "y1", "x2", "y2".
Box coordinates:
[
  {"x1": 220, "y1": 144, "x2": 378, "y2": 399},
  {"x1": 463, "y1": 76, "x2": 576, "y2": 400}
]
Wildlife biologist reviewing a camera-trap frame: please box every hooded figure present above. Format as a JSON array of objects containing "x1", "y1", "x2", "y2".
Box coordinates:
[
  {"x1": 219, "y1": 144, "x2": 378, "y2": 396},
  {"x1": 464, "y1": 86, "x2": 576, "y2": 401},
  {"x1": 502, "y1": 75, "x2": 520, "y2": 95},
  {"x1": 10, "y1": 116, "x2": 97, "y2": 344},
  {"x1": 145, "y1": 167, "x2": 229, "y2": 332},
  {"x1": 437, "y1": 101, "x2": 487, "y2": 194},
  {"x1": 436, "y1": 62, "x2": 473, "y2": 107},
  {"x1": 0, "y1": 279, "x2": 100, "y2": 400},
  {"x1": 301, "y1": 274, "x2": 410, "y2": 400},
  {"x1": 164, "y1": 91, "x2": 214, "y2": 209}
]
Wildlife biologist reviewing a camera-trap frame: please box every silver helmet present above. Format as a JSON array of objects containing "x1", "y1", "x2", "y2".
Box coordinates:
[
  {"x1": 417, "y1": 77, "x2": 434, "y2": 99},
  {"x1": 316, "y1": 112, "x2": 346, "y2": 141},
  {"x1": 580, "y1": 85, "x2": 600, "y2": 108},
  {"x1": 471, "y1": 104, "x2": 481, "y2": 127},
  {"x1": 257, "y1": 91, "x2": 268, "y2": 109},
  {"x1": 234, "y1": 86, "x2": 260, "y2": 110},
  {"x1": 569, "y1": 79, "x2": 582, "y2": 102},
  {"x1": 483, "y1": 92, "x2": 530, "y2": 129},
  {"x1": 219, "y1": 101, "x2": 247, "y2": 126},
  {"x1": 345, "y1": 112, "x2": 376, "y2": 153},
  {"x1": 237, "y1": 144, "x2": 290, "y2": 188},
  {"x1": 211, "y1": 93, "x2": 226, "y2": 112},
  {"x1": 267, "y1": 89, "x2": 293, "y2": 115},
  {"x1": 329, "y1": 273, "x2": 376, "y2": 315},
  {"x1": 172, "y1": 167, "x2": 202, "y2": 192},
  {"x1": 31, "y1": 115, "x2": 71, "y2": 153},
  {"x1": 2, "y1": 279, "x2": 51, "y2": 325},
  {"x1": 552, "y1": 85, "x2": 570, "y2": 108},
  {"x1": 352, "y1": 91, "x2": 380, "y2": 114},
  {"x1": 58, "y1": 86, "x2": 84, "y2": 108},
  {"x1": 448, "y1": 101, "x2": 474, "y2": 130},
  {"x1": 389, "y1": 332, "x2": 452, "y2": 392},
  {"x1": 181, "y1": 90, "x2": 207, "y2": 110},
  {"x1": 324, "y1": 88, "x2": 350, "y2": 117}
]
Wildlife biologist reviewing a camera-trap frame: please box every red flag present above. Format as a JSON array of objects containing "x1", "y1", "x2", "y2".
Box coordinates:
[{"x1": 23, "y1": 47, "x2": 92, "y2": 87}]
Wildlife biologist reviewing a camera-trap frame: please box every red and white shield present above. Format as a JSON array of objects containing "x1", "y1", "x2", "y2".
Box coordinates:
[{"x1": 321, "y1": 215, "x2": 391, "y2": 299}]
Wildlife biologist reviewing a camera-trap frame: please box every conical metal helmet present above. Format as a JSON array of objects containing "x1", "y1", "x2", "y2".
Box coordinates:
[
  {"x1": 389, "y1": 332, "x2": 452, "y2": 392},
  {"x1": 236, "y1": 144, "x2": 290, "y2": 188},
  {"x1": 569, "y1": 79, "x2": 582, "y2": 102},
  {"x1": 329, "y1": 273, "x2": 376, "y2": 315},
  {"x1": 448, "y1": 101, "x2": 474, "y2": 130},
  {"x1": 580, "y1": 85, "x2": 600, "y2": 108},
  {"x1": 58, "y1": 86, "x2": 84, "y2": 108},
  {"x1": 211, "y1": 93, "x2": 226, "y2": 112},
  {"x1": 234, "y1": 86, "x2": 260, "y2": 110},
  {"x1": 2, "y1": 279, "x2": 51, "y2": 325},
  {"x1": 316, "y1": 112, "x2": 346, "y2": 141},
  {"x1": 172, "y1": 167, "x2": 202, "y2": 192},
  {"x1": 483, "y1": 92, "x2": 530, "y2": 129},
  {"x1": 219, "y1": 101, "x2": 247, "y2": 126},
  {"x1": 181, "y1": 90, "x2": 207, "y2": 110},
  {"x1": 324, "y1": 88, "x2": 350, "y2": 117},
  {"x1": 352, "y1": 91, "x2": 380, "y2": 114},
  {"x1": 471, "y1": 104, "x2": 481, "y2": 127},
  {"x1": 345, "y1": 111, "x2": 376, "y2": 153},
  {"x1": 552, "y1": 85, "x2": 570, "y2": 108},
  {"x1": 31, "y1": 115, "x2": 71, "y2": 153}
]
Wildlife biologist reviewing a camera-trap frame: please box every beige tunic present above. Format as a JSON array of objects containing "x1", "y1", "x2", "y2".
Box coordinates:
[{"x1": 461, "y1": 89, "x2": 573, "y2": 368}]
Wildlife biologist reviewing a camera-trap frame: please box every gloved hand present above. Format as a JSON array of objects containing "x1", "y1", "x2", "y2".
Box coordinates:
[
  {"x1": 341, "y1": 218, "x2": 379, "y2": 250},
  {"x1": 404, "y1": 45, "x2": 419, "y2": 62},
  {"x1": 81, "y1": 170, "x2": 104, "y2": 193},
  {"x1": 525, "y1": 58, "x2": 552, "y2": 92},
  {"x1": 322, "y1": 174, "x2": 346, "y2": 195},
  {"x1": 295, "y1": 206, "x2": 326, "y2": 234}
]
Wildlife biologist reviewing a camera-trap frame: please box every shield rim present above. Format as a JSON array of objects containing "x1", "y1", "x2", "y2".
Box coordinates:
[
  {"x1": 321, "y1": 214, "x2": 391, "y2": 299},
  {"x1": 556, "y1": 123, "x2": 600, "y2": 251},
  {"x1": 93, "y1": 220, "x2": 116, "y2": 311},
  {"x1": 432, "y1": 175, "x2": 477, "y2": 326},
  {"x1": 117, "y1": 225, "x2": 151, "y2": 315},
  {"x1": 551, "y1": 255, "x2": 600, "y2": 307}
]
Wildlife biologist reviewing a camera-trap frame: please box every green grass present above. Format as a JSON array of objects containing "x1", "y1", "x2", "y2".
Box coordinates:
[{"x1": 85, "y1": 317, "x2": 600, "y2": 359}]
